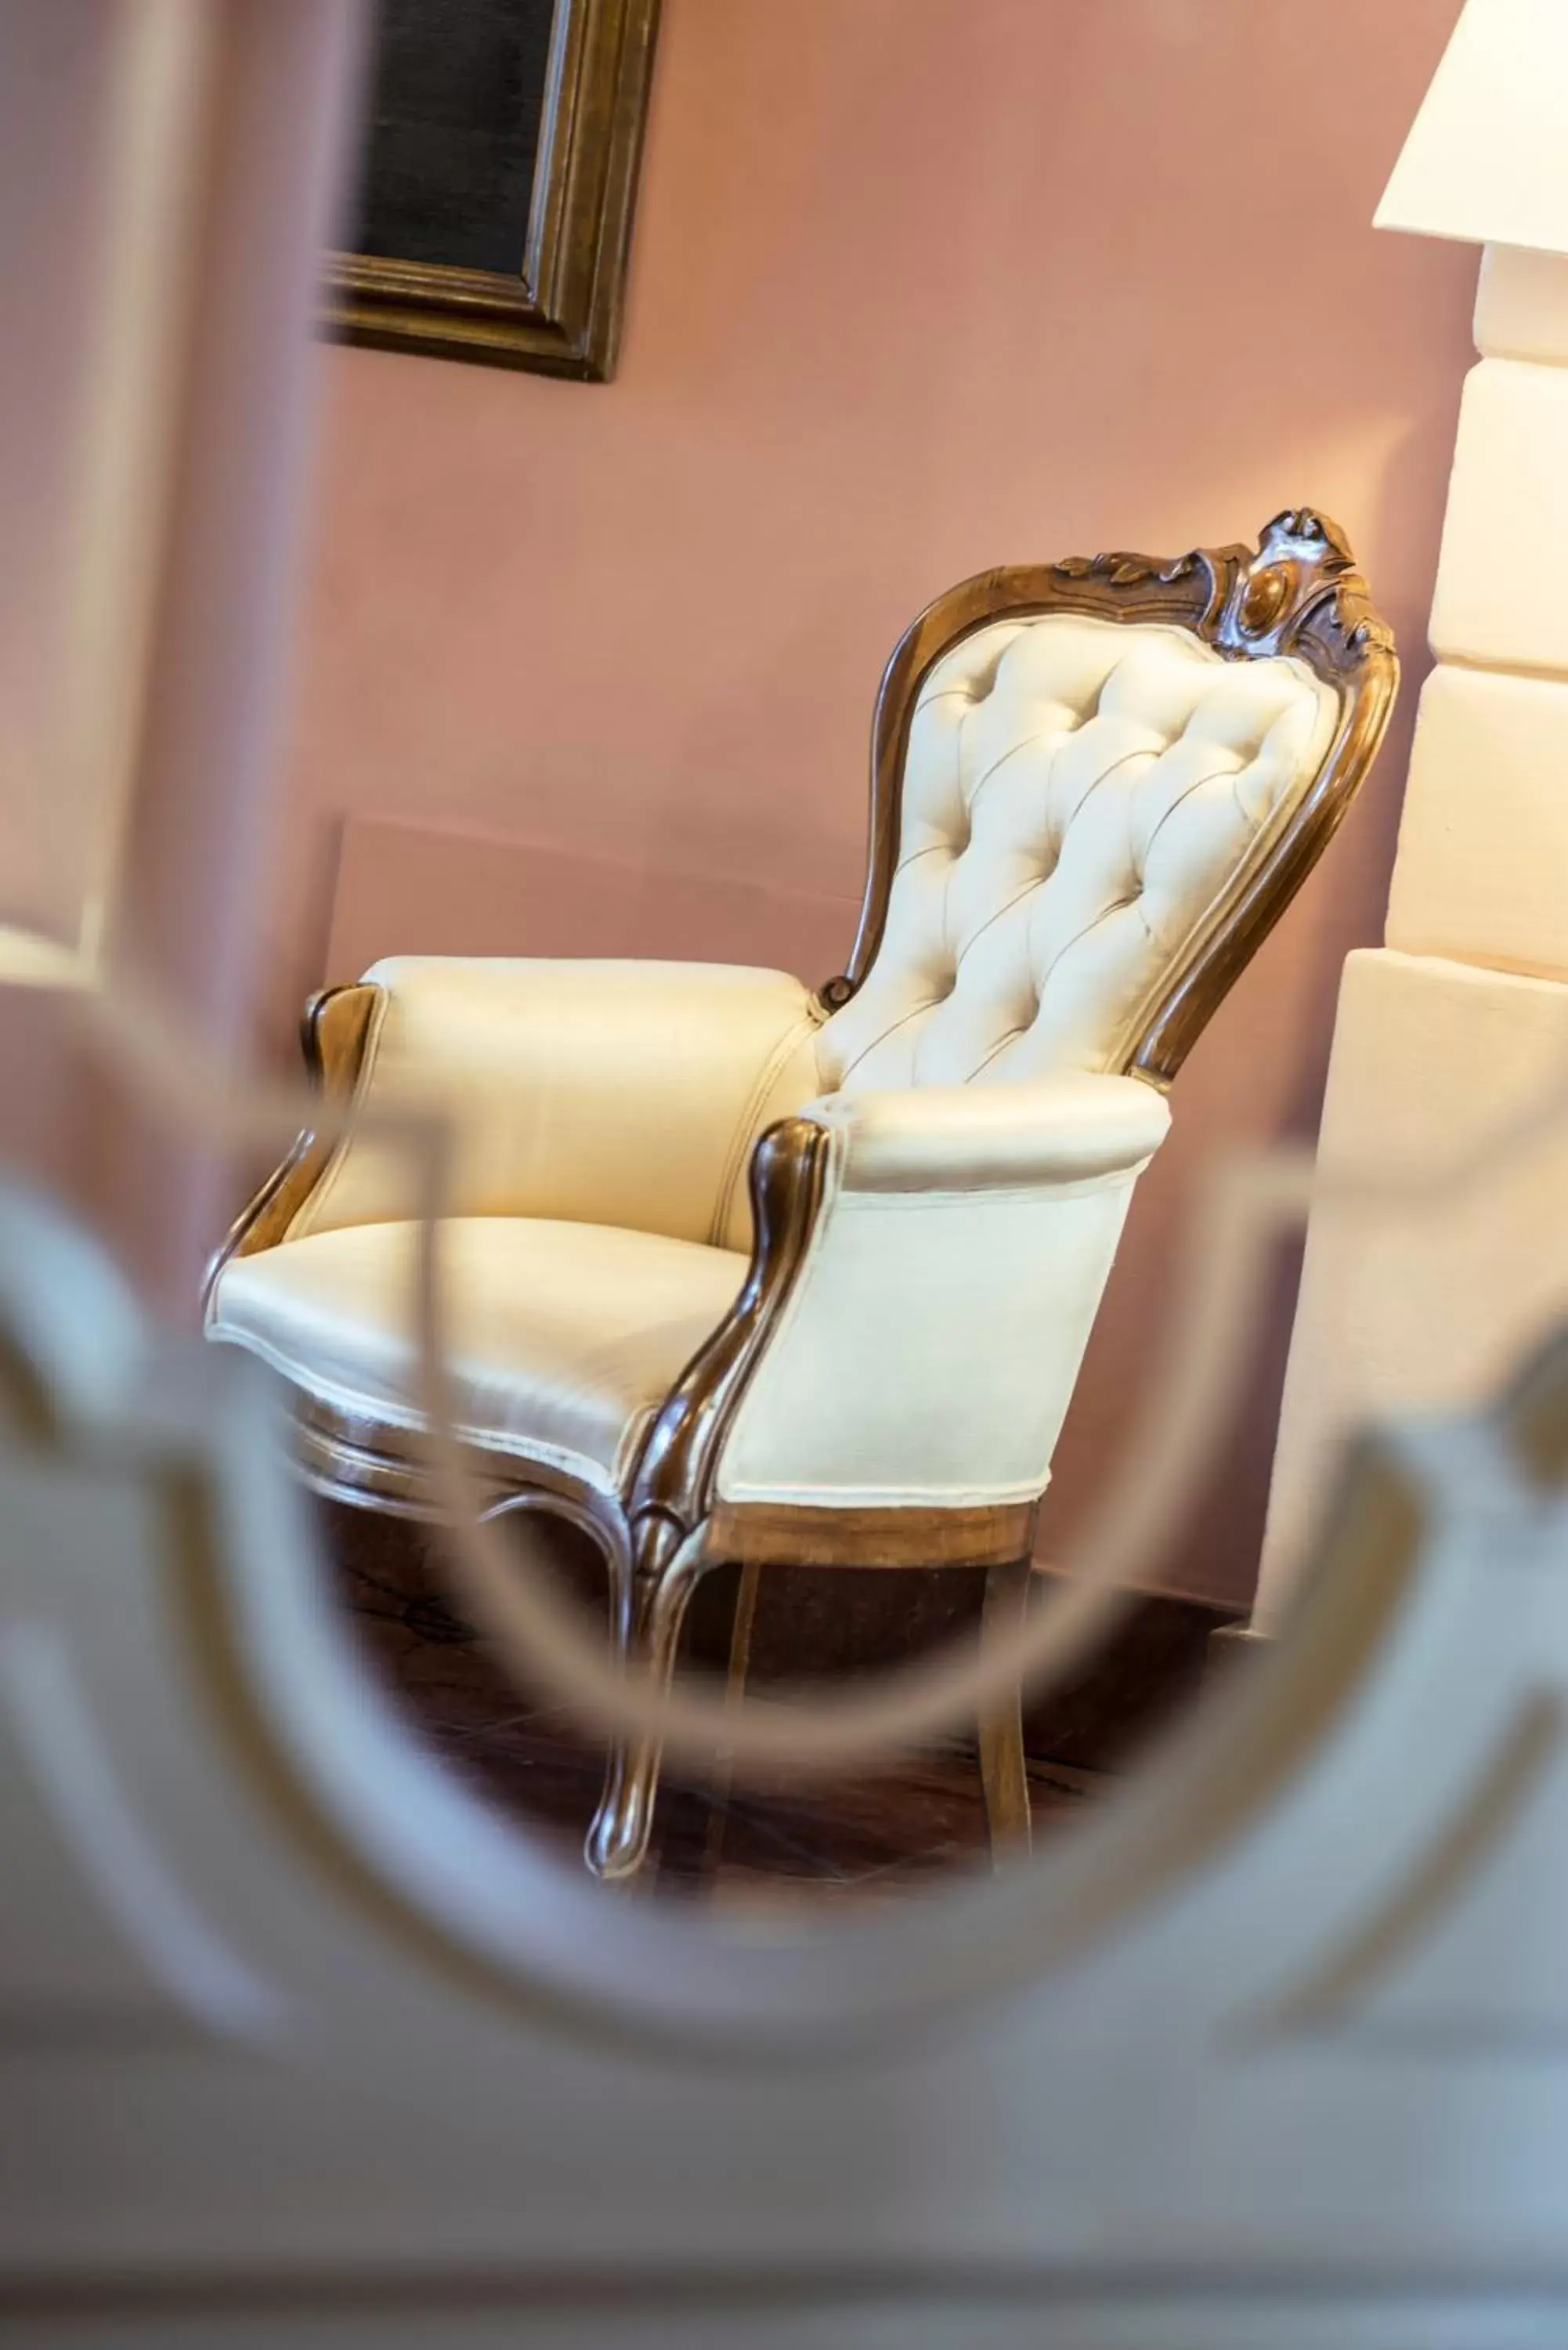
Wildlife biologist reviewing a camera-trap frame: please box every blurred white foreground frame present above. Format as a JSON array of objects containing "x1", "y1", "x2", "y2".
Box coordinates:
[
  {"x1": 6, "y1": 1180, "x2": 1568, "y2": 2332},
  {"x1": 0, "y1": 0, "x2": 368, "y2": 1314},
  {"x1": 8, "y1": 0, "x2": 1568, "y2": 2341},
  {"x1": 1259, "y1": 0, "x2": 1568, "y2": 1627},
  {"x1": 0, "y1": 2, "x2": 208, "y2": 983},
  {"x1": 0, "y1": 0, "x2": 361, "y2": 998}
]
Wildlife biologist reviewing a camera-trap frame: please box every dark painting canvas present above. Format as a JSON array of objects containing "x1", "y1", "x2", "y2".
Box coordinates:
[{"x1": 350, "y1": 0, "x2": 558, "y2": 277}]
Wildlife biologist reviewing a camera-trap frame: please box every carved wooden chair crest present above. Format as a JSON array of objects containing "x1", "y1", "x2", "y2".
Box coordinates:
[{"x1": 206, "y1": 511, "x2": 1396, "y2": 1880}]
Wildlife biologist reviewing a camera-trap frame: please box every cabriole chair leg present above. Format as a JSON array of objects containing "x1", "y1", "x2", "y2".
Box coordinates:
[
  {"x1": 585, "y1": 1520, "x2": 710, "y2": 1883},
  {"x1": 977, "y1": 1556, "x2": 1034, "y2": 1864}
]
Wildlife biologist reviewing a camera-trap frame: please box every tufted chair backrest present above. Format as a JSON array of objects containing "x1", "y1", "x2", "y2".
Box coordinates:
[{"x1": 818, "y1": 512, "x2": 1397, "y2": 1096}]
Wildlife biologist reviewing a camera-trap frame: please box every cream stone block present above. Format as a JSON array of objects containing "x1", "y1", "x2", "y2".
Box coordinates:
[
  {"x1": 1475, "y1": 243, "x2": 1568, "y2": 364},
  {"x1": 1386, "y1": 663, "x2": 1568, "y2": 979},
  {"x1": 1256, "y1": 948, "x2": 1568, "y2": 1628},
  {"x1": 1430, "y1": 357, "x2": 1568, "y2": 675}
]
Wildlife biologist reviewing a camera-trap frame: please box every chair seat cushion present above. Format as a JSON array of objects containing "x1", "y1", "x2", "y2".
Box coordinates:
[{"x1": 208, "y1": 1217, "x2": 750, "y2": 1494}]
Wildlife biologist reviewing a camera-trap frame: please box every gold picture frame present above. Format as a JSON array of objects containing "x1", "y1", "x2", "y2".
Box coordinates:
[{"x1": 327, "y1": 0, "x2": 659, "y2": 381}]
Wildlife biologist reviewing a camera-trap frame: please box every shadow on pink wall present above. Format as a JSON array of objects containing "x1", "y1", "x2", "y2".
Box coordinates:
[{"x1": 273, "y1": 0, "x2": 1476, "y2": 1606}]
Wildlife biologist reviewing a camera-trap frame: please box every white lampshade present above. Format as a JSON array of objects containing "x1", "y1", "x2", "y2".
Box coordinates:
[{"x1": 1376, "y1": 0, "x2": 1568, "y2": 254}]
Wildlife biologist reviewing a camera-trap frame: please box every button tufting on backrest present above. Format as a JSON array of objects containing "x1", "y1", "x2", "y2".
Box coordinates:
[{"x1": 820, "y1": 613, "x2": 1339, "y2": 1093}]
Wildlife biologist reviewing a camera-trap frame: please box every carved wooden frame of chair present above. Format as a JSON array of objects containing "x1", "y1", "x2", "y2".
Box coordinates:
[{"x1": 207, "y1": 511, "x2": 1396, "y2": 1884}]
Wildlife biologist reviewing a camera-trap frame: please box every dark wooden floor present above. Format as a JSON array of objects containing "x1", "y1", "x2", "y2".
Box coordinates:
[{"x1": 323, "y1": 1501, "x2": 1234, "y2": 1900}]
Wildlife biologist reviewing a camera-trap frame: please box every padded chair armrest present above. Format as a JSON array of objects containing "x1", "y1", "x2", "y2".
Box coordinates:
[
  {"x1": 706, "y1": 1074, "x2": 1169, "y2": 1516},
  {"x1": 803, "y1": 1072, "x2": 1170, "y2": 1192},
  {"x1": 287, "y1": 957, "x2": 826, "y2": 1253}
]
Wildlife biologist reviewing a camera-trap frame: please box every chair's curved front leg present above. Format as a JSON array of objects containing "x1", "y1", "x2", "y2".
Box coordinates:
[
  {"x1": 587, "y1": 1117, "x2": 832, "y2": 1884},
  {"x1": 585, "y1": 1511, "x2": 715, "y2": 1882}
]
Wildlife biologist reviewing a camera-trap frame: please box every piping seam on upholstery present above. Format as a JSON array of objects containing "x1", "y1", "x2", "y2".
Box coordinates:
[
  {"x1": 717, "y1": 1476, "x2": 1047, "y2": 1510},
  {"x1": 835, "y1": 1170, "x2": 1145, "y2": 1208},
  {"x1": 204, "y1": 1327, "x2": 620, "y2": 1493}
]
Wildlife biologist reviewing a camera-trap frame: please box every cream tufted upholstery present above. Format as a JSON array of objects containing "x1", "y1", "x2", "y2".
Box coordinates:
[{"x1": 819, "y1": 616, "x2": 1339, "y2": 1092}]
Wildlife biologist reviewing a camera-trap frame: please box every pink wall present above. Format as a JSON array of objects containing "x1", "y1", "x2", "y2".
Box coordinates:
[{"x1": 270, "y1": 0, "x2": 1477, "y2": 1606}]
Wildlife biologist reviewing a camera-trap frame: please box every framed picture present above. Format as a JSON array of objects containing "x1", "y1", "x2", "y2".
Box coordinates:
[{"x1": 329, "y1": 0, "x2": 659, "y2": 381}]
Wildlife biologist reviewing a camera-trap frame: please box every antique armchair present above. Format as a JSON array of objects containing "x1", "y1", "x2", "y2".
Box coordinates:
[{"x1": 205, "y1": 511, "x2": 1396, "y2": 1882}]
